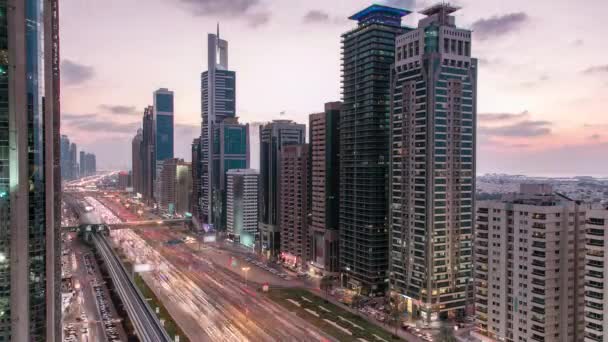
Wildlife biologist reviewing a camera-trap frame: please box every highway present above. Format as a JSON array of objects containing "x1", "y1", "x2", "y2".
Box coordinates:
[
  {"x1": 92, "y1": 233, "x2": 172, "y2": 342},
  {"x1": 113, "y1": 228, "x2": 337, "y2": 342}
]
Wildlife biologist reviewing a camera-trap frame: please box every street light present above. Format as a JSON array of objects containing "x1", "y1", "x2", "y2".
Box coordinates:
[{"x1": 241, "y1": 267, "x2": 250, "y2": 286}]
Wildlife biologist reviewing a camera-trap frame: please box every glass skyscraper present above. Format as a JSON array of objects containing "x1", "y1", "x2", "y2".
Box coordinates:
[
  {"x1": 154, "y1": 88, "x2": 174, "y2": 162},
  {"x1": 200, "y1": 29, "x2": 245, "y2": 231},
  {"x1": 389, "y1": 4, "x2": 477, "y2": 320},
  {"x1": 0, "y1": 0, "x2": 60, "y2": 340},
  {"x1": 340, "y1": 4, "x2": 408, "y2": 295}
]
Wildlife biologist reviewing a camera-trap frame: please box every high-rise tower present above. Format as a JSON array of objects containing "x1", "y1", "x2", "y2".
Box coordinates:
[
  {"x1": 200, "y1": 28, "x2": 244, "y2": 231},
  {"x1": 154, "y1": 88, "x2": 174, "y2": 163},
  {"x1": 340, "y1": 4, "x2": 409, "y2": 294},
  {"x1": 0, "y1": 0, "x2": 60, "y2": 339},
  {"x1": 309, "y1": 102, "x2": 342, "y2": 275},
  {"x1": 389, "y1": 3, "x2": 477, "y2": 319}
]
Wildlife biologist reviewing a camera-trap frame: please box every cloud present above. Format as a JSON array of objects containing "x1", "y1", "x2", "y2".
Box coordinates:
[
  {"x1": 175, "y1": 0, "x2": 271, "y2": 27},
  {"x1": 471, "y1": 12, "x2": 528, "y2": 41},
  {"x1": 99, "y1": 104, "x2": 138, "y2": 115},
  {"x1": 247, "y1": 11, "x2": 271, "y2": 27},
  {"x1": 572, "y1": 39, "x2": 584, "y2": 46},
  {"x1": 590, "y1": 134, "x2": 601, "y2": 140},
  {"x1": 61, "y1": 59, "x2": 95, "y2": 85},
  {"x1": 62, "y1": 113, "x2": 139, "y2": 135},
  {"x1": 480, "y1": 120, "x2": 552, "y2": 138},
  {"x1": 303, "y1": 10, "x2": 330, "y2": 24},
  {"x1": 62, "y1": 113, "x2": 97, "y2": 121},
  {"x1": 478, "y1": 111, "x2": 529, "y2": 123},
  {"x1": 582, "y1": 65, "x2": 608, "y2": 75}
]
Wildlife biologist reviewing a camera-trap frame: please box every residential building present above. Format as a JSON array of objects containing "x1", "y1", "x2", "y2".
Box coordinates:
[
  {"x1": 279, "y1": 144, "x2": 310, "y2": 268},
  {"x1": 259, "y1": 120, "x2": 306, "y2": 258},
  {"x1": 154, "y1": 88, "x2": 174, "y2": 163},
  {"x1": 157, "y1": 158, "x2": 192, "y2": 215},
  {"x1": 226, "y1": 169, "x2": 259, "y2": 249},
  {"x1": 142, "y1": 106, "x2": 155, "y2": 201},
  {"x1": 0, "y1": 0, "x2": 60, "y2": 339},
  {"x1": 473, "y1": 185, "x2": 586, "y2": 342},
  {"x1": 200, "y1": 28, "x2": 239, "y2": 231},
  {"x1": 389, "y1": 3, "x2": 477, "y2": 318},
  {"x1": 584, "y1": 208, "x2": 608, "y2": 342},
  {"x1": 132, "y1": 129, "x2": 143, "y2": 194},
  {"x1": 340, "y1": 4, "x2": 408, "y2": 294},
  {"x1": 309, "y1": 102, "x2": 341, "y2": 275}
]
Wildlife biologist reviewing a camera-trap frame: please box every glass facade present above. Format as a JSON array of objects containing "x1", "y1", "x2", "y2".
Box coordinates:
[
  {"x1": 0, "y1": 0, "x2": 58, "y2": 339},
  {"x1": 155, "y1": 93, "x2": 174, "y2": 112},
  {"x1": 156, "y1": 114, "x2": 174, "y2": 161},
  {"x1": 340, "y1": 5, "x2": 407, "y2": 294}
]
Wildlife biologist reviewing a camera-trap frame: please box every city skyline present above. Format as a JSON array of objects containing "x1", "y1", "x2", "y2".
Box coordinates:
[{"x1": 60, "y1": 0, "x2": 608, "y2": 176}]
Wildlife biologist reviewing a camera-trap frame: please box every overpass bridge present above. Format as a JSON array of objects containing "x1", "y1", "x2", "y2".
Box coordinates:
[
  {"x1": 62, "y1": 218, "x2": 190, "y2": 232},
  {"x1": 91, "y1": 232, "x2": 171, "y2": 342}
]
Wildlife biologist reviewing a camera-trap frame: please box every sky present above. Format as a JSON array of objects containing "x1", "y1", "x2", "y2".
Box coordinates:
[{"x1": 60, "y1": 0, "x2": 608, "y2": 176}]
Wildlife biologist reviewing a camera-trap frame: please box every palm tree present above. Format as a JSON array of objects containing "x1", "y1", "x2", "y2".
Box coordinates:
[
  {"x1": 437, "y1": 326, "x2": 457, "y2": 342},
  {"x1": 388, "y1": 303, "x2": 402, "y2": 339},
  {"x1": 351, "y1": 293, "x2": 363, "y2": 310},
  {"x1": 320, "y1": 276, "x2": 333, "y2": 300}
]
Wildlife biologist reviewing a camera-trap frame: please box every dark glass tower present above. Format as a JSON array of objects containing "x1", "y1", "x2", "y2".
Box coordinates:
[
  {"x1": 154, "y1": 88, "x2": 174, "y2": 163},
  {"x1": 339, "y1": 5, "x2": 409, "y2": 294},
  {"x1": 389, "y1": 4, "x2": 477, "y2": 320},
  {"x1": 0, "y1": 0, "x2": 60, "y2": 339},
  {"x1": 259, "y1": 120, "x2": 305, "y2": 258}
]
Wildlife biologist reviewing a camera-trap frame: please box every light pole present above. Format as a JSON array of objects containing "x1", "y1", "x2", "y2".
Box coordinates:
[{"x1": 241, "y1": 267, "x2": 250, "y2": 286}]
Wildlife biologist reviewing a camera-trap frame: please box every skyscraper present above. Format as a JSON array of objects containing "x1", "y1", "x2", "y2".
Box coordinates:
[
  {"x1": 70, "y1": 142, "x2": 78, "y2": 179},
  {"x1": 259, "y1": 120, "x2": 305, "y2": 258},
  {"x1": 473, "y1": 185, "x2": 585, "y2": 341},
  {"x1": 340, "y1": 4, "x2": 408, "y2": 294},
  {"x1": 389, "y1": 3, "x2": 477, "y2": 318},
  {"x1": 226, "y1": 169, "x2": 259, "y2": 249},
  {"x1": 200, "y1": 29, "x2": 243, "y2": 231},
  {"x1": 154, "y1": 88, "x2": 174, "y2": 163},
  {"x1": 191, "y1": 137, "x2": 202, "y2": 220},
  {"x1": 60, "y1": 135, "x2": 70, "y2": 180},
  {"x1": 0, "y1": 0, "x2": 60, "y2": 339},
  {"x1": 279, "y1": 144, "x2": 310, "y2": 268},
  {"x1": 210, "y1": 119, "x2": 249, "y2": 230},
  {"x1": 141, "y1": 106, "x2": 155, "y2": 201},
  {"x1": 132, "y1": 129, "x2": 143, "y2": 194},
  {"x1": 309, "y1": 102, "x2": 341, "y2": 275},
  {"x1": 79, "y1": 150, "x2": 86, "y2": 177},
  {"x1": 157, "y1": 158, "x2": 192, "y2": 215}
]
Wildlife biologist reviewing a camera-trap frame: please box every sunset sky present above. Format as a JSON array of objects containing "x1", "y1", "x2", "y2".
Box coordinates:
[{"x1": 60, "y1": 0, "x2": 608, "y2": 176}]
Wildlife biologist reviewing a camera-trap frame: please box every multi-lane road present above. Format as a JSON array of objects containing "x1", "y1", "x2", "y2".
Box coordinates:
[
  {"x1": 93, "y1": 234, "x2": 171, "y2": 342},
  {"x1": 113, "y1": 228, "x2": 336, "y2": 342}
]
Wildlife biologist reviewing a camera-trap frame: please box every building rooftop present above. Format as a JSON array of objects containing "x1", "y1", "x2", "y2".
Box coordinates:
[
  {"x1": 419, "y1": 3, "x2": 460, "y2": 16},
  {"x1": 349, "y1": 4, "x2": 411, "y2": 23}
]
